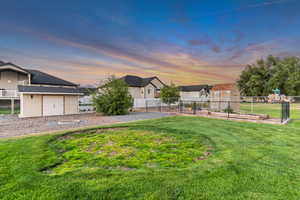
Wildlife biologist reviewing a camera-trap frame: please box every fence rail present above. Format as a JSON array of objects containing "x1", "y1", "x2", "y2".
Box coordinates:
[
  {"x1": 0, "y1": 90, "x2": 19, "y2": 98},
  {"x1": 143, "y1": 98, "x2": 290, "y2": 123}
]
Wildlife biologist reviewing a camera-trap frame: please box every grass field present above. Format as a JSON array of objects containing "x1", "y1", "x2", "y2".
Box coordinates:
[
  {"x1": 0, "y1": 107, "x2": 20, "y2": 114},
  {"x1": 240, "y1": 102, "x2": 300, "y2": 119},
  {"x1": 1, "y1": 116, "x2": 300, "y2": 199}
]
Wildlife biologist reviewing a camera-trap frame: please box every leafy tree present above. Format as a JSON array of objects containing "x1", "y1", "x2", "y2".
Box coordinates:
[
  {"x1": 93, "y1": 76, "x2": 133, "y2": 115},
  {"x1": 160, "y1": 83, "x2": 180, "y2": 104},
  {"x1": 237, "y1": 55, "x2": 300, "y2": 96}
]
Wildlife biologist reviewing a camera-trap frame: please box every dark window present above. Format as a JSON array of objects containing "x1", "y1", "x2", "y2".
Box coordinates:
[{"x1": 148, "y1": 89, "x2": 151, "y2": 94}]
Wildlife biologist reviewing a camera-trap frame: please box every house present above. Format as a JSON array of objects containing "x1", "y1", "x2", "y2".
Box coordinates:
[
  {"x1": 0, "y1": 62, "x2": 82, "y2": 118},
  {"x1": 121, "y1": 75, "x2": 165, "y2": 99},
  {"x1": 78, "y1": 87, "x2": 97, "y2": 112},
  {"x1": 210, "y1": 83, "x2": 240, "y2": 112},
  {"x1": 179, "y1": 85, "x2": 211, "y2": 101}
]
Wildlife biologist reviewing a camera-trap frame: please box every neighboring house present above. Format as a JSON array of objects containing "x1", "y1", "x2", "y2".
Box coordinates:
[
  {"x1": 0, "y1": 62, "x2": 82, "y2": 118},
  {"x1": 78, "y1": 87, "x2": 97, "y2": 112},
  {"x1": 121, "y1": 75, "x2": 165, "y2": 99},
  {"x1": 179, "y1": 85, "x2": 211, "y2": 101},
  {"x1": 210, "y1": 83, "x2": 240, "y2": 112}
]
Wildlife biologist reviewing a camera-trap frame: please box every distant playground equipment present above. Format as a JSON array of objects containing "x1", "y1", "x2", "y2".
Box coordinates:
[{"x1": 268, "y1": 88, "x2": 292, "y2": 103}]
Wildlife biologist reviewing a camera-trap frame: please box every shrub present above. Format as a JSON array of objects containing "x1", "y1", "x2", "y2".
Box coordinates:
[
  {"x1": 93, "y1": 76, "x2": 133, "y2": 115},
  {"x1": 160, "y1": 83, "x2": 180, "y2": 105},
  {"x1": 223, "y1": 107, "x2": 234, "y2": 113}
]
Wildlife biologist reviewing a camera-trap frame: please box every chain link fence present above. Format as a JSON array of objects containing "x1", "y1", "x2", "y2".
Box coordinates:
[{"x1": 142, "y1": 97, "x2": 290, "y2": 123}]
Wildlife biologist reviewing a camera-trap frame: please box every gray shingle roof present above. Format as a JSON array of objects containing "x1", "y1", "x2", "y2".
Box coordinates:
[
  {"x1": 0, "y1": 62, "x2": 30, "y2": 74},
  {"x1": 18, "y1": 85, "x2": 82, "y2": 94},
  {"x1": 121, "y1": 75, "x2": 160, "y2": 87},
  {"x1": 0, "y1": 62, "x2": 78, "y2": 86},
  {"x1": 78, "y1": 87, "x2": 97, "y2": 95},
  {"x1": 179, "y1": 85, "x2": 211, "y2": 92},
  {"x1": 28, "y1": 69, "x2": 78, "y2": 87}
]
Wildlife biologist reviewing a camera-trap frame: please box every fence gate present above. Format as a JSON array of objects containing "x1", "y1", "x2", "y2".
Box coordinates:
[{"x1": 281, "y1": 102, "x2": 290, "y2": 123}]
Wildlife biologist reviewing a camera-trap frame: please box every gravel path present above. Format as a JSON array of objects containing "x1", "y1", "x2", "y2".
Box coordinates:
[{"x1": 0, "y1": 112, "x2": 173, "y2": 138}]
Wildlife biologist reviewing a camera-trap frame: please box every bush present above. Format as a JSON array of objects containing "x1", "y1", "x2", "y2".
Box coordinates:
[
  {"x1": 223, "y1": 107, "x2": 234, "y2": 113},
  {"x1": 160, "y1": 83, "x2": 180, "y2": 105},
  {"x1": 93, "y1": 76, "x2": 133, "y2": 115}
]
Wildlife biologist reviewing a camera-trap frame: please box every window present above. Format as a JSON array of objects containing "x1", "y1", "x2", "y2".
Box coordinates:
[{"x1": 148, "y1": 89, "x2": 151, "y2": 94}]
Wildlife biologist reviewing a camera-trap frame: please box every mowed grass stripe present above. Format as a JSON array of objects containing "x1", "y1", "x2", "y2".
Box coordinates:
[{"x1": 0, "y1": 116, "x2": 300, "y2": 199}]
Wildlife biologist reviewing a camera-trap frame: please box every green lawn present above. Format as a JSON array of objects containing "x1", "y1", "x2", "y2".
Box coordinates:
[
  {"x1": 240, "y1": 102, "x2": 300, "y2": 119},
  {"x1": 0, "y1": 107, "x2": 20, "y2": 114},
  {"x1": 1, "y1": 116, "x2": 300, "y2": 199}
]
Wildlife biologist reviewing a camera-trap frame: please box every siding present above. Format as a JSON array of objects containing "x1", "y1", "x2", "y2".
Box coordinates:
[
  {"x1": 128, "y1": 87, "x2": 142, "y2": 98},
  {"x1": 150, "y1": 78, "x2": 164, "y2": 88},
  {"x1": 64, "y1": 95, "x2": 79, "y2": 114},
  {"x1": 19, "y1": 94, "x2": 42, "y2": 118},
  {"x1": 19, "y1": 94, "x2": 79, "y2": 118},
  {"x1": 144, "y1": 84, "x2": 156, "y2": 98},
  {"x1": 0, "y1": 71, "x2": 27, "y2": 90}
]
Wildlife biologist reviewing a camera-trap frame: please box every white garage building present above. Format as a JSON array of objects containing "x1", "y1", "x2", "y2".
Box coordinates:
[
  {"x1": 18, "y1": 86, "x2": 82, "y2": 117},
  {"x1": 0, "y1": 61, "x2": 82, "y2": 118}
]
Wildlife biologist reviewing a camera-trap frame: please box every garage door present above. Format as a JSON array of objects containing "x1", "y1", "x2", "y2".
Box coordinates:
[{"x1": 43, "y1": 96, "x2": 64, "y2": 116}]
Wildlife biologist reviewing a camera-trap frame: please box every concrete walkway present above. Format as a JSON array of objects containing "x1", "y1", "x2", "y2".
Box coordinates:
[{"x1": 0, "y1": 112, "x2": 173, "y2": 138}]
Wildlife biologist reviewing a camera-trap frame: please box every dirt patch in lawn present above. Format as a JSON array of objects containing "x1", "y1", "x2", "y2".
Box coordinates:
[{"x1": 45, "y1": 128, "x2": 212, "y2": 175}]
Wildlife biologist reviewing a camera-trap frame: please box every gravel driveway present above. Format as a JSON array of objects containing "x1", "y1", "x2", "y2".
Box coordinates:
[{"x1": 0, "y1": 112, "x2": 173, "y2": 138}]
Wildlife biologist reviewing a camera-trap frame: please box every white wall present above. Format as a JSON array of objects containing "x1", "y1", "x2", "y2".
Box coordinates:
[
  {"x1": 20, "y1": 94, "x2": 80, "y2": 118},
  {"x1": 150, "y1": 78, "x2": 164, "y2": 88},
  {"x1": 180, "y1": 91, "x2": 200, "y2": 99},
  {"x1": 180, "y1": 89, "x2": 209, "y2": 101},
  {"x1": 0, "y1": 71, "x2": 27, "y2": 90},
  {"x1": 19, "y1": 94, "x2": 42, "y2": 118},
  {"x1": 133, "y1": 98, "x2": 178, "y2": 108},
  {"x1": 129, "y1": 87, "x2": 142, "y2": 98},
  {"x1": 65, "y1": 96, "x2": 79, "y2": 114},
  {"x1": 144, "y1": 84, "x2": 156, "y2": 98}
]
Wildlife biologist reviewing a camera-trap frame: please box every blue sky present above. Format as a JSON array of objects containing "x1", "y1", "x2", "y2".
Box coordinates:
[{"x1": 0, "y1": 0, "x2": 299, "y2": 85}]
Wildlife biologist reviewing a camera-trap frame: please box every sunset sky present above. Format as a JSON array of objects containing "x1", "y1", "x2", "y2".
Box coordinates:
[{"x1": 1, "y1": 0, "x2": 300, "y2": 86}]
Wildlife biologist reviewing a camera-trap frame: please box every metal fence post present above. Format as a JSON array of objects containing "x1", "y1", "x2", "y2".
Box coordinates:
[
  {"x1": 251, "y1": 97, "x2": 254, "y2": 113},
  {"x1": 282, "y1": 102, "x2": 284, "y2": 123},
  {"x1": 227, "y1": 101, "x2": 230, "y2": 118},
  {"x1": 146, "y1": 99, "x2": 148, "y2": 112},
  {"x1": 288, "y1": 102, "x2": 290, "y2": 119},
  {"x1": 281, "y1": 102, "x2": 290, "y2": 123},
  {"x1": 159, "y1": 100, "x2": 162, "y2": 112},
  {"x1": 179, "y1": 100, "x2": 183, "y2": 113}
]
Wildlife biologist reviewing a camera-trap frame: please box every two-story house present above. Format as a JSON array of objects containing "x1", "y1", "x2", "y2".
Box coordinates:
[
  {"x1": 121, "y1": 75, "x2": 165, "y2": 99},
  {"x1": 0, "y1": 62, "x2": 82, "y2": 118}
]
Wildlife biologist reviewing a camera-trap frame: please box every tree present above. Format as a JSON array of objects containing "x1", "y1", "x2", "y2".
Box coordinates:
[
  {"x1": 160, "y1": 83, "x2": 180, "y2": 104},
  {"x1": 93, "y1": 76, "x2": 133, "y2": 115},
  {"x1": 237, "y1": 55, "x2": 300, "y2": 96}
]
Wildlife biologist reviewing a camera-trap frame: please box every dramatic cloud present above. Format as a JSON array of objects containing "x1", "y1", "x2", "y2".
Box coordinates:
[
  {"x1": 187, "y1": 35, "x2": 222, "y2": 53},
  {"x1": 0, "y1": 0, "x2": 299, "y2": 85}
]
